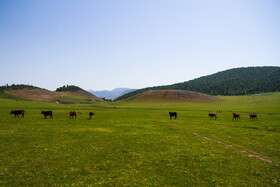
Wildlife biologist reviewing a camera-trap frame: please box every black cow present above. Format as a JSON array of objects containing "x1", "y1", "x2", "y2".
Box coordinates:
[
  {"x1": 10, "y1": 110, "x2": 25, "y2": 118},
  {"x1": 232, "y1": 113, "x2": 240, "y2": 121},
  {"x1": 89, "y1": 112, "x2": 94, "y2": 119},
  {"x1": 249, "y1": 113, "x2": 257, "y2": 121},
  {"x1": 209, "y1": 113, "x2": 217, "y2": 120},
  {"x1": 41, "y1": 111, "x2": 53, "y2": 119},
  {"x1": 169, "y1": 112, "x2": 177, "y2": 120}
]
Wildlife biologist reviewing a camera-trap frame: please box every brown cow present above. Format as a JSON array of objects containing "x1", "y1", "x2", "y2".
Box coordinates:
[
  {"x1": 10, "y1": 110, "x2": 24, "y2": 118},
  {"x1": 209, "y1": 113, "x2": 217, "y2": 120},
  {"x1": 89, "y1": 112, "x2": 94, "y2": 119},
  {"x1": 69, "y1": 111, "x2": 78, "y2": 119},
  {"x1": 249, "y1": 113, "x2": 257, "y2": 121},
  {"x1": 232, "y1": 113, "x2": 240, "y2": 121}
]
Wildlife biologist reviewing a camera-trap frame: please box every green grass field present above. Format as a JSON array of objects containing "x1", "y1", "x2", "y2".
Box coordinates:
[{"x1": 0, "y1": 93, "x2": 280, "y2": 186}]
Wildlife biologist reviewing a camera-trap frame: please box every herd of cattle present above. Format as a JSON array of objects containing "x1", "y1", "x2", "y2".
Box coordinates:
[
  {"x1": 10, "y1": 110, "x2": 258, "y2": 121},
  {"x1": 169, "y1": 111, "x2": 258, "y2": 121},
  {"x1": 10, "y1": 110, "x2": 95, "y2": 119},
  {"x1": 208, "y1": 112, "x2": 257, "y2": 121}
]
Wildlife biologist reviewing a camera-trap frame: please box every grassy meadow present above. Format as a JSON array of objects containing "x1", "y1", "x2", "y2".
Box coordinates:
[{"x1": 0, "y1": 93, "x2": 280, "y2": 186}]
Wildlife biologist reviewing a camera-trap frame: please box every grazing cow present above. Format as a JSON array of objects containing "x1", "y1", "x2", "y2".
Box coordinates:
[
  {"x1": 10, "y1": 110, "x2": 25, "y2": 118},
  {"x1": 232, "y1": 113, "x2": 240, "y2": 121},
  {"x1": 69, "y1": 111, "x2": 78, "y2": 119},
  {"x1": 169, "y1": 112, "x2": 177, "y2": 120},
  {"x1": 249, "y1": 113, "x2": 257, "y2": 121},
  {"x1": 209, "y1": 113, "x2": 217, "y2": 120},
  {"x1": 89, "y1": 112, "x2": 94, "y2": 119},
  {"x1": 41, "y1": 111, "x2": 53, "y2": 119}
]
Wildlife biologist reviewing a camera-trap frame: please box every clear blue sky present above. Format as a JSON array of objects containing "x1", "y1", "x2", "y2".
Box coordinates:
[{"x1": 0, "y1": 0, "x2": 279, "y2": 91}]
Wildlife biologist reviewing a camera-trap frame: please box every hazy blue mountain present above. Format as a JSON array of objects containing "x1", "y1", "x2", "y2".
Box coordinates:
[{"x1": 88, "y1": 88, "x2": 136, "y2": 100}]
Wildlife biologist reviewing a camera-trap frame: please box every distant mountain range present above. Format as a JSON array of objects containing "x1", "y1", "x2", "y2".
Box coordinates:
[
  {"x1": 88, "y1": 88, "x2": 136, "y2": 100},
  {"x1": 115, "y1": 66, "x2": 280, "y2": 101}
]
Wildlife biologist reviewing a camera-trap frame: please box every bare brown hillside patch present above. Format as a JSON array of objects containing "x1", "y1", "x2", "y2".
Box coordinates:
[{"x1": 128, "y1": 90, "x2": 218, "y2": 102}]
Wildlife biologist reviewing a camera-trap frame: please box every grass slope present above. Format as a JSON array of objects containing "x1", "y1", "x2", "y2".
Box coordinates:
[
  {"x1": 123, "y1": 90, "x2": 218, "y2": 103},
  {"x1": 0, "y1": 93, "x2": 279, "y2": 186}
]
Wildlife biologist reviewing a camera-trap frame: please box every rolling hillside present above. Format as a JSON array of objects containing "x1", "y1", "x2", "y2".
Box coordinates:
[
  {"x1": 124, "y1": 90, "x2": 218, "y2": 103},
  {"x1": 116, "y1": 66, "x2": 280, "y2": 101},
  {"x1": 0, "y1": 84, "x2": 103, "y2": 104},
  {"x1": 56, "y1": 85, "x2": 102, "y2": 100}
]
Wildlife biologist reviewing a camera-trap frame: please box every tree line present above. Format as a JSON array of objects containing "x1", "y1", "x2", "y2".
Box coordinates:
[
  {"x1": 0, "y1": 84, "x2": 38, "y2": 92},
  {"x1": 55, "y1": 85, "x2": 83, "y2": 92}
]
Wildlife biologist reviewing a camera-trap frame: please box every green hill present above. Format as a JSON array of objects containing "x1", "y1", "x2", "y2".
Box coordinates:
[
  {"x1": 116, "y1": 66, "x2": 280, "y2": 101},
  {"x1": 56, "y1": 85, "x2": 104, "y2": 103}
]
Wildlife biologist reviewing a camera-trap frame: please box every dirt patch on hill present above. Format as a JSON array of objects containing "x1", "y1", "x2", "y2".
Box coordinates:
[
  {"x1": 150, "y1": 90, "x2": 217, "y2": 100},
  {"x1": 148, "y1": 90, "x2": 217, "y2": 101},
  {"x1": 129, "y1": 90, "x2": 218, "y2": 102}
]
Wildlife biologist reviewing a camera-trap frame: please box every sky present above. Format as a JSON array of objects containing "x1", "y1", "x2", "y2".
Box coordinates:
[{"x1": 0, "y1": 0, "x2": 279, "y2": 91}]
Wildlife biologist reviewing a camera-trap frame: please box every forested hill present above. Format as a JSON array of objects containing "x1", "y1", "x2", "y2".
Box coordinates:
[
  {"x1": 0, "y1": 84, "x2": 40, "y2": 92},
  {"x1": 56, "y1": 85, "x2": 83, "y2": 92},
  {"x1": 56, "y1": 85, "x2": 101, "y2": 99},
  {"x1": 115, "y1": 66, "x2": 280, "y2": 101}
]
